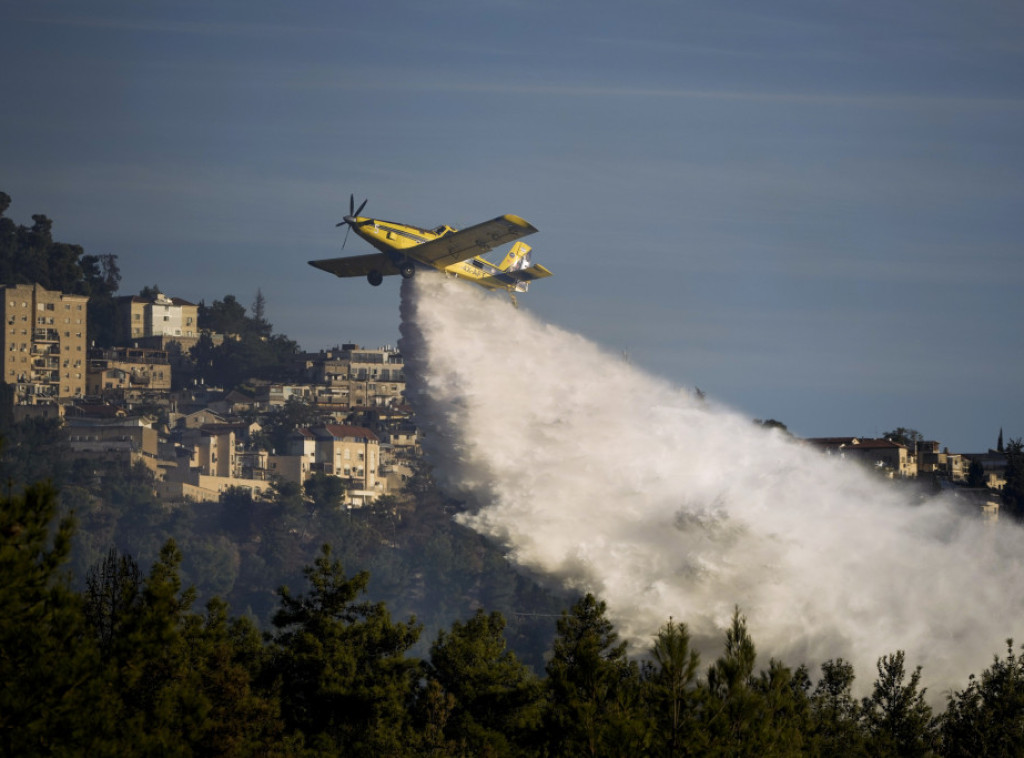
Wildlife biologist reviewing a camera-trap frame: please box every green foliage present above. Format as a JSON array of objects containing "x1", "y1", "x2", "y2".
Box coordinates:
[
  {"x1": 269, "y1": 544, "x2": 422, "y2": 754},
  {"x1": 882, "y1": 427, "x2": 924, "y2": 449},
  {"x1": 83, "y1": 547, "x2": 143, "y2": 654},
  {"x1": 642, "y1": 617, "x2": 703, "y2": 756},
  {"x1": 304, "y1": 471, "x2": 346, "y2": 511},
  {"x1": 426, "y1": 609, "x2": 544, "y2": 755},
  {"x1": 701, "y1": 609, "x2": 815, "y2": 756},
  {"x1": 544, "y1": 593, "x2": 648, "y2": 756},
  {"x1": 0, "y1": 416, "x2": 70, "y2": 494},
  {"x1": 0, "y1": 481, "x2": 105, "y2": 755},
  {"x1": 861, "y1": 650, "x2": 935, "y2": 757},
  {"x1": 703, "y1": 608, "x2": 765, "y2": 755},
  {"x1": 0, "y1": 193, "x2": 121, "y2": 346},
  {"x1": 808, "y1": 658, "x2": 866, "y2": 756},
  {"x1": 189, "y1": 293, "x2": 299, "y2": 389},
  {"x1": 9, "y1": 476, "x2": 1024, "y2": 755},
  {"x1": 1002, "y1": 438, "x2": 1024, "y2": 519},
  {"x1": 942, "y1": 639, "x2": 1024, "y2": 757},
  {"x1": 966, "y1": 458, "x2": 987, "y2": 489},
  {"x1": 257, "y1": 397, "x2": 325, "y2": 453},
  {"x1": 755, "y1": 418, "x2": 790, "y2": 435}
]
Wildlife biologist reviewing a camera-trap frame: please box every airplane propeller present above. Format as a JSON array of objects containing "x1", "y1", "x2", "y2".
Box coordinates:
[{"x1": 336, "y1": 194, "x2": 369, "y2": 249}]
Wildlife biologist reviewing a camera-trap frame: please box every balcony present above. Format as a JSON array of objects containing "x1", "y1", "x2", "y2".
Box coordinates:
[{"x1": 33, "y1": 328, "x2": 60, "y2": 342}]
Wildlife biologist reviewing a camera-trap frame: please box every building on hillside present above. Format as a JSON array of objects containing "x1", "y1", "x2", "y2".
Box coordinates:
[
  {"x1": 116, "y1": 292, "x2": 198, "y2": 349},
  {"x1": 65, "y1": 416, "x2": 161, "y2": 475},
  {"x1": 254, "y1": 382, "x2": 314, "y2": 409},
  {"x1": 1, "y1": 283, "x2": 89, "y2": 404},
  {"x1": 274, "y1": 424, "x2": 386, "y2": 506},
  {"x1": 180, "y1": 425, "x2": 235, "y2": 478},
  {"x1": 805, "y1": 436, "x2": 917, "y2": 478},
  {"x1": 172, "y1": 408, "x2": 228, "y2": 429},
  {"x1": 86, "y1": 345, "x2": 172, "y2": 401},
  {"x1": 961, "y1": 451, "x2": 1008, "y2": 490},
  {"x1": 916, "y1": 440, "x2": 967, "y2": 482},
  {"x1": 301, "y1": 344, "x2": 406, "y2": 409}
]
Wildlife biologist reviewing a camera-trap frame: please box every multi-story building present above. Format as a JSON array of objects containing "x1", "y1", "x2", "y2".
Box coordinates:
[
  {"x1": 116, "y1": 292, "x2": 198, "y2": 348},
  {"x1": 275, "y1": 424, "x2": 386, "y2": 506},
  {"x1": 302, "y1": 344, "x2": 405, "y2": 408},
  {"x1": 806, "y1": 436, "x2": 917, "y2": 478},
  {"x1": 86, "y1": 346, "x2": 173, "y2": 398},
  {"x1": 1, "y1": 283, "x2": 89, "y2": 404},
  {"x1": 917, "y1": 440, "x2": 967, "y2": 482},
  {"x1": 65, "y1": 415, "x2": 160, "y2": 474}
]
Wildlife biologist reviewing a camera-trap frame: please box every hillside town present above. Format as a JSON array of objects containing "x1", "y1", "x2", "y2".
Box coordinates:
[
  {"x1": 1, "y1": 281, "x2": 1014, "y2": 517},
  {"x1": 3, "y1": 282, "x2": 417, "y2": 507}
]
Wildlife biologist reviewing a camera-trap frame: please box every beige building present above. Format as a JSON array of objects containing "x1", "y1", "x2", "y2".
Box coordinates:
[
  {"x1": 117, "y1": 292, "x2": 198, "y2": 347},
  {"x1": 1, "y1": 283, "x2": 89, "y2": 404},
  {"x1": 806, "y1": 436, "x2": 917, "y2": 478},
  {"x1": 275, "y1": 424, "x2": 386, "y2": 506},
  {"x1": 86, "y1": 346, "x2": 172, "y2": 397},
  {"x1": 917, "y1": 440, "x2": 967, "y2": 482},
  {"x1": 65, "y1": 416, "x2": 161, "y2": 475},
  {"x1": 303, "y1": 344, "x2": 405, "y2": 409}
]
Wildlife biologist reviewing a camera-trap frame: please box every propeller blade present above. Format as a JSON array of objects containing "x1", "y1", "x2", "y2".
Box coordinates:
[
  {"x1": 349, "y1": 193, "x2": 355, "y2": 215},
  {"x1": 354, "y1": 198, "x2": 368, "y2": 217},
  {"x1": 342, "y1": 223, "x2": 351, "y2": 250}
]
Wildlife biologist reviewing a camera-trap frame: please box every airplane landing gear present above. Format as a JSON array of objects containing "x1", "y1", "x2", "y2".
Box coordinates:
[
  {"x1": 367, "y1": 270, "x2": 383, "y2": 286},
  {"x1": 399, "y1": 263, "x2": 416, "y2": 279}
]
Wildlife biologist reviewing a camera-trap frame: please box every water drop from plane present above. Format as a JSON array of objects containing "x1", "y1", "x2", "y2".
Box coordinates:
[{"x1": 398, "y1": 271, "x2": 1024, "y2": 694}]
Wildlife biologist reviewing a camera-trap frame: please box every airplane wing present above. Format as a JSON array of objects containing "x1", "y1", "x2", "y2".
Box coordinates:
[
  {"x1": 410, "y1": 214, "x2": 538, "y2": 269},
  {"x1": 308, "y1": 252, "x2": 400, "y2": 278}
]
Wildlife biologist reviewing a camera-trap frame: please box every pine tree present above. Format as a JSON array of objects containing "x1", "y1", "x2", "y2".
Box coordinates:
[
  {"x1": 642, "y1": 617, "x2": 702, "y2": 756},
  {"x1": 809, "y1": 658, "x2": 866, "y2": 756},
  {"x1": 544, "y1": 593, "x2": 648, "y2": 756},
  {"x1": 861, "y1": 650, "x2": 934, "y2": 757},
  {"x1": 0, "y1": 481, "x2": 109, "y2": 755},
  {"x1": 426, "y1": 608, "x2": 544, "y2": 755},
  {"x1": 942, "y1": 639, "x2": 1024, "y2": 757},
  {"x1": 703, "y1": 608, "x2": 765, "y2": 756},
  {"x1": 269, "y1": 544, "x2": 422, "y2": 754}
]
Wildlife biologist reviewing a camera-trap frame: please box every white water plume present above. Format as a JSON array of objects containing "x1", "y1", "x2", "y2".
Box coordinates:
[{"x1": 398, "y1": 271, "x2": 1024, "y2": 694}]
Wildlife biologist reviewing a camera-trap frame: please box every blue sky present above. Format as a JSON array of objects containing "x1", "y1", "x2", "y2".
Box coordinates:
[{"x1": 2, "y1": 1, "x2": 1022, "y2": 451}]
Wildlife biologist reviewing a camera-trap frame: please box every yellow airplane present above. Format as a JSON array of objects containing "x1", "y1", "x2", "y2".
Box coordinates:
[{"x1": 308, "y1": 196, "x2": 551, "y2": 295}]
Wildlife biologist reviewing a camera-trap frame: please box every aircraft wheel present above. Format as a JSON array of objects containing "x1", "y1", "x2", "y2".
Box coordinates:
[
  {"x1": 367, "y1": 270, "x2": 383, "y2": 286},
  {"x1": 399, "y1": 263, "x2": 416, "y2": 279}
]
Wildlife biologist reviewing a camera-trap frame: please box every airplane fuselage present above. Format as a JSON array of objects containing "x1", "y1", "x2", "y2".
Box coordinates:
[
  {"x1": 350, "y1": 217, "x2": 527, "y2": 289},
  {"x1": 308, "y1": 201, "x2": 550, "y2": 294}
]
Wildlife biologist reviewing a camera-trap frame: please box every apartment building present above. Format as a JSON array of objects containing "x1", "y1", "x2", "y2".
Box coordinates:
[
  {"x1": 1, "y1": 283, "x2": 89, "y2": 404},
  {"x1": 303, "y1": 344, "x2": 405, "y2": 408},
  {"x1": 66, "y1": 415, "x2": 160, "y2": 474},
  {"x1": 274, "y1": 424, "x2": 386, "y2": 506},
  {"x1": 806, "y1": 436, "x2": 916, "y2": 478},
  {"x1": 116, "y1": 292, "x2": 198, "y2": 347},
  {"x1": 86, "y1": 345, "x2": 172, "y2": 398}
]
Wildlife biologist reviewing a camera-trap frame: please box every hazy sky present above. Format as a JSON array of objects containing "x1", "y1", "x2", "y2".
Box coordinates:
[{"x1": 2, "y1": 1, "x2": 1022, "y2": 451}]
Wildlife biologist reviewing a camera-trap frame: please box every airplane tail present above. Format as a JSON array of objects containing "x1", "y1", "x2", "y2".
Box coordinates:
[{"x1": 498, "y1": 241, "x2": 532, "y2": 272}]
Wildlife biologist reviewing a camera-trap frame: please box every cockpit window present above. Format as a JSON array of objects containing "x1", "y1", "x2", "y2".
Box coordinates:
[{"x1": 432, "y1": 225, "x2": 452, "y2": 237}]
